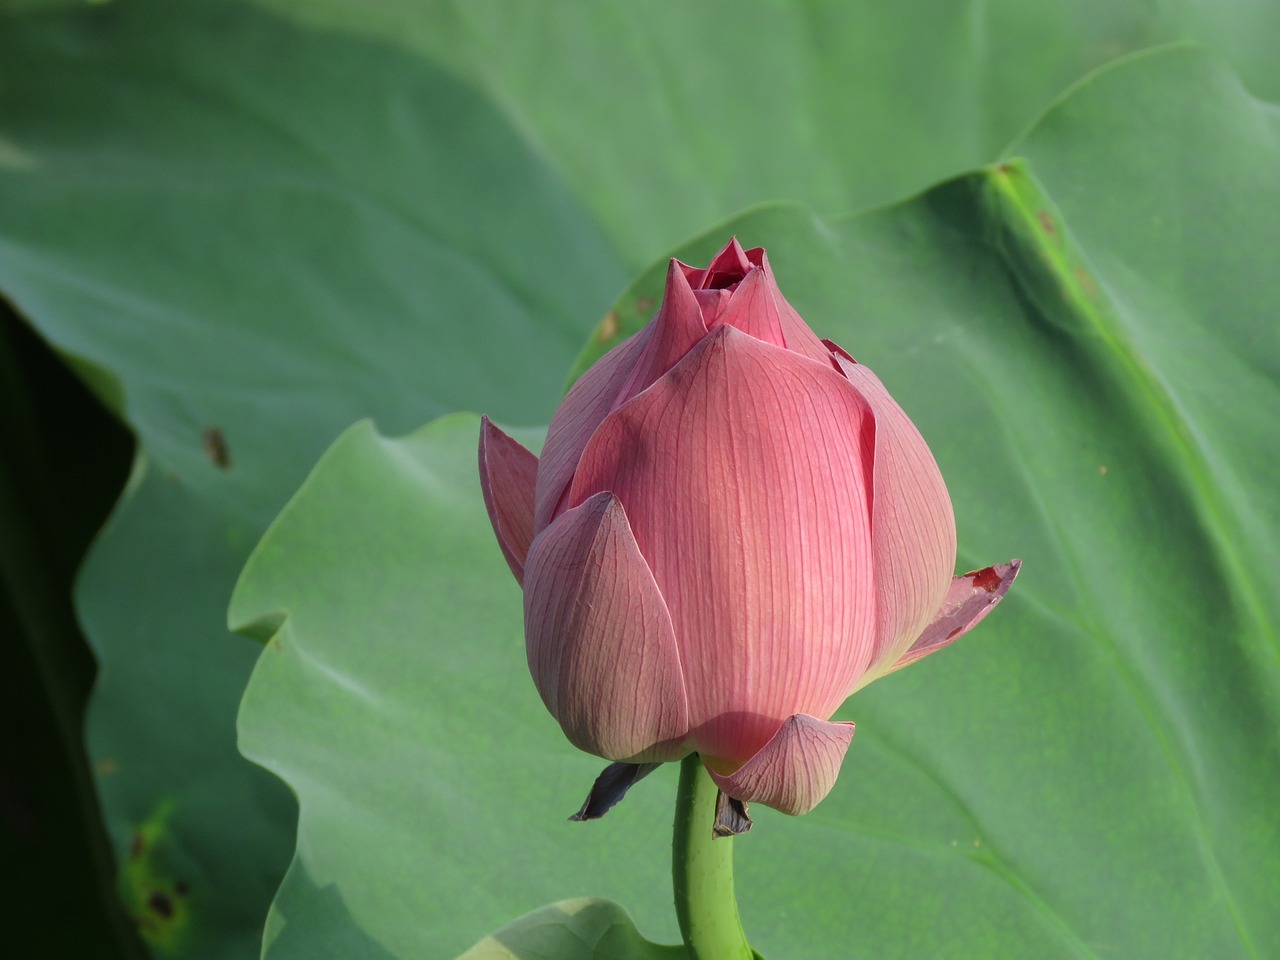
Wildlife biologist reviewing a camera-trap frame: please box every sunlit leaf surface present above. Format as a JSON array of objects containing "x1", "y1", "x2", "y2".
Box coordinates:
[
  {"x1": 2, "y1": 0, "x2": 1277, "y2": 954},
  {"x1": 232, "y1": 48, "x2": 1279, "y2": 958}
]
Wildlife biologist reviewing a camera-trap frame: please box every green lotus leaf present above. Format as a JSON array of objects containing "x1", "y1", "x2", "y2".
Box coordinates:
[
  {"x1": 456, "y1": 898, "x2": 686, "y2": 960},
  {"x1": 231, "y1": 46, "x2": 1279, "y2": 958},
  {"x1": 3, "y1": 0, "x2": 1278, "y2": 954}
]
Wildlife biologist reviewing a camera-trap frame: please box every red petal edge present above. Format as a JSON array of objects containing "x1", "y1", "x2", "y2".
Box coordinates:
[{"x1": 888, "y1": 560, "x2": 1022, "y2": 673}]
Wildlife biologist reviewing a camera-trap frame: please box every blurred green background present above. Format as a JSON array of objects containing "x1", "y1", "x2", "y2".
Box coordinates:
[{"x1": 1, "y1": 1, "x2": 1277, "y2": 958}]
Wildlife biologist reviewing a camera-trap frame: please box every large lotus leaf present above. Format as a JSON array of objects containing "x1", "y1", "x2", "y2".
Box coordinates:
[
  {"x1": 231, "y1": 47, "x2": 1279, "y2": 959},
  {"x1": 0, "y1": 0, "x2": 626, "y2": 954},
  {"x1": 4, "y1": 1, "x2": 1278, "y2": 957},
  {"x1": 246, "y1": 0, "x2": 1280, "y2": 266}
]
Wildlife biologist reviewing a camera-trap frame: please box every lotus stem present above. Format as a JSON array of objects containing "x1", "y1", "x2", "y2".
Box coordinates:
[{"x1": 671, "y1": 754, "x2": 754, "y2": 959}]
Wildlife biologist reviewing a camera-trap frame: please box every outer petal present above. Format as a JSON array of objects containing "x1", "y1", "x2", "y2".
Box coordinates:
[
  {"x1": 478, "y1": 416, "x2": 539, "y2": 584},
  {"x1": 707, "y1": 714, "x2": 855, "y2": 816},
  {"x1": 534, "y1": 260, "x2": 707, "y2": 531},
  {"x1": 831, "y1": 349, "x2": 957, "y2": 678},
  {"x1": 748, "y1": 248, "x2": 833, "y2": 367},
  {"x1": 884, "y1": 561, "x2": 1021, "y2": 675},
  {"x1": 714, "y1": 264, "x2": 787, "y2": 348},
  {"x1": 532, "y1": 332, "x2": 650, "y2": 535},
  {"x1": 570, "y1": 325, "x2": 877, "y2": 766},
  {"x1": 638, "y1": 259, "x2": 714, "y2": 382},
  {"x1": 523, "y1": 491, "x2": 690, "y2": 762}
]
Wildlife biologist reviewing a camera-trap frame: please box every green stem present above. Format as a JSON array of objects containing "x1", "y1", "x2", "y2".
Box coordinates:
[{"x1": 672, "y1": 754, "x2": 754, "y2": 960}]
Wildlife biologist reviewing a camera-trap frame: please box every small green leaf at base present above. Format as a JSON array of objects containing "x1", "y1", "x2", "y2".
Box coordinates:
[{"x1": 455, "y1": 898, "x2": 686, "y2": 960}]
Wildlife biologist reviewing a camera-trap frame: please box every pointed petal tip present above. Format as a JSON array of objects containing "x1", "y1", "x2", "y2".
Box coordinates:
[
  {"x1": 666, "y1": 254, "x2": 693, "y2": 287},
  {"x1": 478, "y1": 416, "x2": 539, "y2": 584},
  {"x1": 718, "y1": 265, "x2": 787, "y2": 347},
  {"x1": 719, "y1": 235, "x2": 747, "y2": 259},
  {"x1": 700, "y1": 237, "x2": 753, "y2": 288},
  {"x1": 706, "y1": 715, "x2": 855, "y2": 817},
  {"x1": 888, "y1": 559, "x2": 1021, "y2": 674},
  {"x1": 823, "y1": 338, "x2": 858, "y2": 366}
]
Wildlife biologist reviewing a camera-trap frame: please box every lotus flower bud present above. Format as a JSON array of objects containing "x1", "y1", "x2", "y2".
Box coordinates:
[{"x1": 480, "y1": 239, "x2": 1018, "y2": 817}]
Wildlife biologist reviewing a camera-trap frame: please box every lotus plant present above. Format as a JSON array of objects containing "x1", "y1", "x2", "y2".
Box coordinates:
[{"x1": 479, "y1": 238, "x2": 1018, "y2": 957}]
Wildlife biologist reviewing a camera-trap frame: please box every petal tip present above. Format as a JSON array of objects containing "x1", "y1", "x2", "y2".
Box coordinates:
[
  {"x1": 478, "y1": 416, "x2": 539, "y2": 584},
  {"x1": 888, "y1": 559, "x2": 1021, "y2": 673}
]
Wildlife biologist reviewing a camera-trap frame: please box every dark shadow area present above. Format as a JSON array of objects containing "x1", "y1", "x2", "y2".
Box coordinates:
[{"x1": 0, "y1": 299, "x2": 142, "y2": 957}]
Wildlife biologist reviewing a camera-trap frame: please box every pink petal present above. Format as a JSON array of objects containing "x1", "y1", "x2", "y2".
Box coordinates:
[
  {"x1": 706, "y1": 714, "x2": 856, "y2": 816},
  {"x1": 532, "y1": 333, "x2": 649, "y2": 535},
  {"x1": 569, "y1": 325, "x2": 877, "y2": 766},
  {"x1": 693, "y1": 288, "x2": 733, "y2": 327},
  {"x1": 478, "y1": 417, "x2": 539, "y2": 584},
  {"x1": 750, "y1": 248, "x2": 832, "y2": 366},
  {"x1": 832, "y1": 351, "x2": 958, "y2": 677},
  {"x1": 887, "y1": 560, "x2": 1022, "y2": 674},
  {"x1": 686, "y1": 236, "x2": 753, "y2": 289},
  {"x1": 523, "y1": 491, "x2": 690, "y2": 763},
  {"x1": 533, "y1": 260, "x2": 707, "y2": 532},
  {"x1": 714, "y1": 265, "x2": 788, "y2": 348},
  {"x1": 639, "y1": 259, "x2": 713, "y2": 382}
]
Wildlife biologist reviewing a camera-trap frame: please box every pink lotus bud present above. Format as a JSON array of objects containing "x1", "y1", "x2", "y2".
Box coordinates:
[{"x1": 479, "y1": 239, "x2": 1018, "y2": 817}]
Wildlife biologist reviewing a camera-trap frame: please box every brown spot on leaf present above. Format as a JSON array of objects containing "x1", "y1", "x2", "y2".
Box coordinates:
[
  {"x1": 202, "y1": 427, "x2": 231, "y2": 469},
  {"x1": 1036, "y1": 210, "x2": 1055, "y2": 234},
  {"x1": 634, "y1": 296, "x2": 654, "y2": 314},
  {"x1": 1098, "y1": 464, "x2": 1109, "y2": 476},
  {"x1": 970, "y1": 567, "x2": 1002, "y2": 592},
  {"x1": 130, "y1": 832, "x2": 145, "y2": 860},
  {"x1": 97, "y1": 758, "x2": 118, "y2": 776},
  {"x1": 1074, "y1": 264, "x2": 1097, "y2": 297},
  {"x1": 596, "y1": 311, "x2": 620, "y2": 343},
  {"x1": 147, "y1": 891, "x2": 174, "y2": 919}
]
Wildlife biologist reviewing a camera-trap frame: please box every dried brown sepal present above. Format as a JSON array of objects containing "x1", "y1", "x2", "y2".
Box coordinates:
[
  {"x1": 568, "y1": 761, "x2": 661, "y2": 821},
  {"x1": 713, "y1": 791, "x2": 752, "y2": 838}
]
